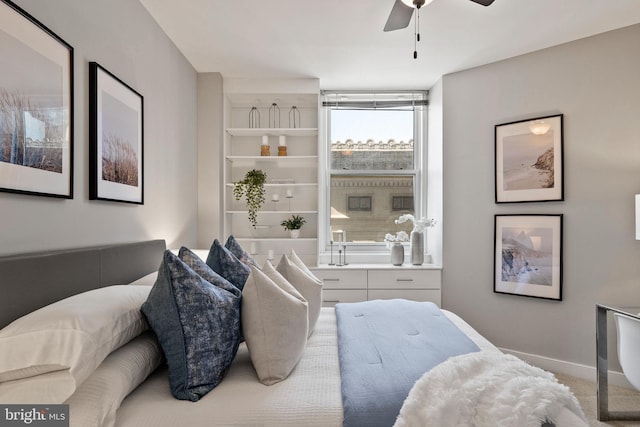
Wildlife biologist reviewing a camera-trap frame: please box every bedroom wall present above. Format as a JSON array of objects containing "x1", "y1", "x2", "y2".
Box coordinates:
[
  {"x1": 197, "y1": 73, "x2": 224, "y2": 249},
  {"x1": 442, "y1": 24, "x2": 640, "y2": 374},
  {"x1": 0, "y1": 0, "x2": 198, "y2": 256}
]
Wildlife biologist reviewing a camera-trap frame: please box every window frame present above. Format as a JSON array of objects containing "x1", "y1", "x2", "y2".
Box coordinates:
[{"x1": 318, "y1": 90, "x2": 428, "y2": 256}]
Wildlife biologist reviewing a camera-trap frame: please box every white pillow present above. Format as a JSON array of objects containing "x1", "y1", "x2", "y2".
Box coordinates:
[
  {"x1": 0, "y1": 370, "x2": 74, "y2": 404},
  {"x1": 242, "y1": 262, "x2": 308, "y2": 385},
  {"x1": 65, "y1": 331, "x2": 162, "y2": 427},
  {"x1": 288, "y1": 249, "x2": 321, "y2": 281},
  {"x1": 127, "y1": 271, "x2": 158, "y2": 286},
  {"x1": 0, "y1": 285, "x2": 150, "y2": 403},
  {"x1": 276, "y1": 252, "x2": 323, "y2": 337}
]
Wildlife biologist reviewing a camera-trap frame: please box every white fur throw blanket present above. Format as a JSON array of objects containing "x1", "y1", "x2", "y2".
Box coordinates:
[{"x1": 394, "y1": 351, "x2": 586, "y2": 427}]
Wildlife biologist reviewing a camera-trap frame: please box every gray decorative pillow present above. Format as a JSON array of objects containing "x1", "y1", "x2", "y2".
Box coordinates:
[
  {"x1": 206, "y1": 239, "x2": 251, "y2": 290},
  {"x1": 141, "y1": 251, "x2": 241, "y2": 401},
  {"x1": 180, "y1": 246, "x2": 245, "y2": 342},
  {"x1": 224, "y1": 235, "x2": 259, "y2": 268},
  {"x1": 276, "y1": 253, "x2": 323, "y2": 337},
  {"x1": 178, "y1": 247, "x2": 240, "y2": 296},
  {"x1": 242, "y1": 262, "x2": 308, "y2": 385}
]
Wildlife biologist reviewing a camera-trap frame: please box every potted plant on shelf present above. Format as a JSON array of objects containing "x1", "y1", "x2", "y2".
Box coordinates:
[
  {"x1": 280, "y1": 214, "x2": 306, "y2": 238},
  {"x1": 233, "y1": 169, "x2": 267, "y2": 228}
]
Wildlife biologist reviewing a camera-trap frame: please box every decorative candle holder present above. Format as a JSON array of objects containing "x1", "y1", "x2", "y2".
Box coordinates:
[
  {"x1": 285, "y1": 189, "x2": 293, "y2": 210},
  {"x1": 269, "y1": 103, "x2": 280, "y2": 128},
  {"x1": 260, "y1": 135, "x2": 270, "y2": 156},
  {"x1": 249, "y1": 106, "x2": 260, "y2": 128},
  {"x1": 289, "y1": 106, "x2": 300, "y2": 128}
]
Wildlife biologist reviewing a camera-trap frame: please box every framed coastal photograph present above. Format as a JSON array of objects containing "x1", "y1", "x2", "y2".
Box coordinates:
[
  {"x1": 495, "y1": 114, "x2": 563, "y2": 203},
  {"x1": 89, "y1": 62, "x2": 143, "y2": 204},
  {"x1": 0, "y1": 0, "x2": 73, "y2": 198},
  {"x1": 494, "y1": 214, "x2": 563, "y2": 301}
]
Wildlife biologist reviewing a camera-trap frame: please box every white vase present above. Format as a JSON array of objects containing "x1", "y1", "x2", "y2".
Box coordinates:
[
  {"x1": 411, "y1": 230, "x2": 424, "y2": 265},
  {"x1": 290, "y1": 229, "x2": 300, "y2": 239},
  {"x1": 391, "y1": 242, "x2": 404, "y2": 266}
]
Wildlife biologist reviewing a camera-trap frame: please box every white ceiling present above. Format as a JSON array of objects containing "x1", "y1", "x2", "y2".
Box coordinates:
[{"x1": 139, "y1": 0, "x2": 640, "y2": 90}]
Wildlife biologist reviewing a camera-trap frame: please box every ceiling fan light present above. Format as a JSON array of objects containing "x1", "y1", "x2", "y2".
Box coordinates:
[
  {"x1": 400, "y1": 0, "x2": 432, "y2": 9},
  {"x1": 529, "y1": 120, "x2": 551, "y2": 135}
]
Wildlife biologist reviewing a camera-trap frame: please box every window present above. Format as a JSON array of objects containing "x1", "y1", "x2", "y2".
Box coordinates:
[
  {"x1": 320, "y1": 91, "x2": 428, "y2": 250},
  {"x1": 392, "y1": 195, "x2": 414, "y2": 211}
]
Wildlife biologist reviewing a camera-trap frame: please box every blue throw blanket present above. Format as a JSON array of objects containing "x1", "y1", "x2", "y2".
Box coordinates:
[{"x1": 336, "y1": 299, "x2": 480, "y2": 427}]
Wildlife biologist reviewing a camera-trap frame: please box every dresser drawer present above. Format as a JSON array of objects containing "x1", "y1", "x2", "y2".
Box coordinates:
[
  {"x1": 368, "y1": 289, "x2": 441, "y2": 305},
  {"x1": 367, "y1": 269, "x2": 441, "y2": 290},
  {"x1": 312, "y1": 269, "x2": 367, "y2": 289},
  {"x1": 322, "y1": 289, "x2": 368, "y2": 307}
]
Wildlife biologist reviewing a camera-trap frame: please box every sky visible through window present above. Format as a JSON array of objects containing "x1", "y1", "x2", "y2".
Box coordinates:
[{"x1": 330, "y1": 109, "x2": 413, "y2": 143}]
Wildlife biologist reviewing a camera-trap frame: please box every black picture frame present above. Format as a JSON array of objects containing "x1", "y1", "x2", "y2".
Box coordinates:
[
  {"x1": 495, "y1": 114, "x2": 563, "y2": 203},
  {"x1": 89, "y1": 62, "x2": 144, "y2": 204},
  {"x1": 494, "y1": 214, "x2": 563, "y2": 301},
  {"x1": 0, "y1": 0, "x2": 74, "y2": 198}
]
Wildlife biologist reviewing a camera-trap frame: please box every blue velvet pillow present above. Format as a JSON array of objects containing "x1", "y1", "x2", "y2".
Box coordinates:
[
  {"x1": 206, "y1": 239, "x2": 251, "y2": 290},
  {"x1": 178, "y1": 246, "x2": 240, "y2": 297},
  {"x1": 141, "y1": 251, "x2": 241, "y2": 402},
  {"x1": 224, "y1": 235, "x2": 258, "y2": 268}
]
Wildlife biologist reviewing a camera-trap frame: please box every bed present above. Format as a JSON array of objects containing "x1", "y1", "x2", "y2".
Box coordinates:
[{"x1": 0, "y1": 239, "x2": 588, "y2": 427}]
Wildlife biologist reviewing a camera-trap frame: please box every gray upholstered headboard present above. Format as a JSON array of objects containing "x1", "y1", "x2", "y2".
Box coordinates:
[{"x1": 0, "y1": 239, "x2": 166, "y2": 329}]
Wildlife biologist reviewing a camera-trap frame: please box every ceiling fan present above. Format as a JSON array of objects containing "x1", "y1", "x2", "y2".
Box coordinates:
[{"x1": 384, "y1": 0, "x2": 495, "y2": 58}]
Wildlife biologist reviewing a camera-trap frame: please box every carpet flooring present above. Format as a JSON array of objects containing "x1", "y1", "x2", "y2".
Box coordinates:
[{"x1": 554, "y1": 372, "x2": 640, "y2": 426}]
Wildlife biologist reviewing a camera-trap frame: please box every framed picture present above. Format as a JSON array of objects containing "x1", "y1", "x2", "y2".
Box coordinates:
[
  {"x1": 494, "y1": 214, "x2": 563, "y2": 301},
  {"x1": 0, "y1": 0, "x2": 73, "y2": 198},
  {"x1": 495, "y1": 114, "x2": 563, "y2": 203},
  {"x1": 89, "y1": 62, "x2": 143, "y2": 204}
]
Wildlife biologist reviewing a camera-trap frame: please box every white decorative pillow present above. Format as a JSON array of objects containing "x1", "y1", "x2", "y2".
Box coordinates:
[
  {"x1": 0, "y1": 285, "x2": 150, "y2": 403},
  {"x1": 276, "y1": 252, "x2": 323, "y2": 337},
  {"x1": 242, "y1": 262, "x2": 308, "y2": 385},
  {"x1": 65, "y1": 331, "x2": 163, "y2": 427},
  {"x1": 0, "y1": 370, "x2": 75, "y2": 404},
  {"x1": 128, "y1": 271, "x2": 158, "y2": 286},
  {"x1": 288, "y1": 249, "x2": 321, "y2": 281}
]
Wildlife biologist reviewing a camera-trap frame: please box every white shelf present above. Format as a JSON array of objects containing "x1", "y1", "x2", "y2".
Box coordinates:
[
  {"x1": 225, "y1": 210, "x2": 318, "y2": 214},
  {"x1": 235, "y1": 237, "x2": 317, "y2": 242},
  {"x1": 226, "y1": 128, "x2": 317, "y2": 137},
  {"x1": 226, "y1": 155, "x2": 318, "y2": 162},
  {"x1": 223, "y1": 84, "x2": 319, "y2": 265},
  {"x1": 225, "y1": 183, "x2": 316, "y2": 187}
]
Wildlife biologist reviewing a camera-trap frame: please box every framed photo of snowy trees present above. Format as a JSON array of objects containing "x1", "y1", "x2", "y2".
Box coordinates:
[
  {"x1": 495, "y1": 114, "x2": 563, "y2": 203},
  {"x1": 494, "y1": 214, "x2": 563, "y2": 301},
  {"x1": 89, "y1": 62, "x2": 143, "y2": 204},
  {"x1": 0, "y1": 0, "x2": 73, "y2": 198}
]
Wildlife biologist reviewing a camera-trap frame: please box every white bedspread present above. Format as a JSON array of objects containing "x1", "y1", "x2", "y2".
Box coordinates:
[
  {"x1": 114, "y1": 307, "x2": 584, "y2": 427},
  {"x1": 115, "y1": 308, "x2": 344, "y2": 427}
]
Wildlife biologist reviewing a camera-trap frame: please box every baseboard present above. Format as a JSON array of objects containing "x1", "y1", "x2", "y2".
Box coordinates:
[{"x1": 501, "y1": 347, "x2": 634, "y2": 390}]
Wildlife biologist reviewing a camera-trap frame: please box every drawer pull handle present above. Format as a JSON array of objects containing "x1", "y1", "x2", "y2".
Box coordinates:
[
  {"x1": 323, "y1": 278, "x2": 341, "y2": 282},
  {"x1": 324, "y1": 300, "x2": 340, "y2": 303},
  {"x1": 396, "y1": 278, "x2": 414, "y2": 282}
]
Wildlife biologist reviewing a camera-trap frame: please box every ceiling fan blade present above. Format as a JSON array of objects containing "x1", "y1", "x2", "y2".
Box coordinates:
[
  {"x1": 383, "y1": 0, "x2": 414, "y2": 32},
  {"x1": 468, "y1": 0, "x2": 495, "y2": 5}
]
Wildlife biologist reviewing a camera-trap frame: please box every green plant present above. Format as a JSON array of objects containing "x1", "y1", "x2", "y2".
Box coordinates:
[
  {"x1": 280, "y1": 214, "x2": 306, "y2": 230},
  {"x1": 233, "y1": 169, "x2": 267, "y2": 228}
]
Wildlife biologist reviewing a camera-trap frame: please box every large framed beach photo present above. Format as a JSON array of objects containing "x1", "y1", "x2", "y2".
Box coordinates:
[
  {"x1": 494, "y1": 214, "x2": 563, "y2": 301},
  {"x1": 495, "y1": 114, "x2": 563, "y2": 203},
  {"x1": 0, "y1": 0, "x2": 73, "y2": 198},
  {"x1": 89, "y1": 62, "x2": 143, "y2": 204}
]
